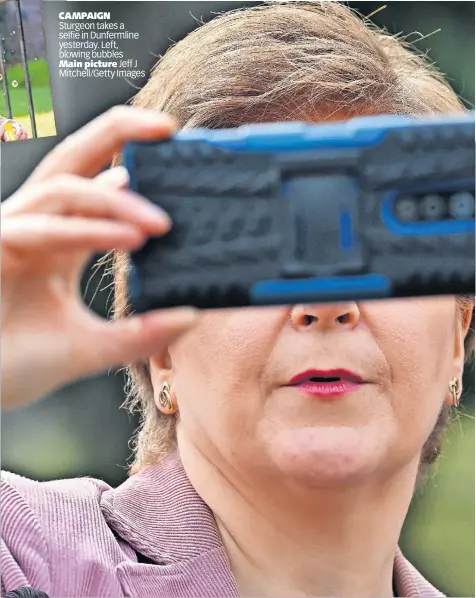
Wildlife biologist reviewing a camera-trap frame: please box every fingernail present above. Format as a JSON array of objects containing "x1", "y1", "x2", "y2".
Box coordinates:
[
  {"x1": 142, "y1": 202, "x2": 172, "y2": 228},
  {"x1": 166, "y1": 307, "x2": 200, "y2": 325},
  {"x1": 137, "y1": 109, "x2": 177, "y2": 128},
  {"x1": 139, "y1": 307, "x2": 200, "y2": 330},
  {"x1": 109, "y1": 166, "x2": 130, "y2": 186}
]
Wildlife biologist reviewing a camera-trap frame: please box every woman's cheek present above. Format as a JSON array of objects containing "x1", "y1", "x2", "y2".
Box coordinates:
[
  {"x1": 173, "y1": 307, "x2": 287, "y2": 381},
  {"x1": 363, "y1": 298, "x2": 456, "y2": 372},
  {"x1": 173, "y1": 309, "x2": 286, "y2": 459},
  {"x1": 371, "y1": 308, "x2": 455, "y2": 434}
]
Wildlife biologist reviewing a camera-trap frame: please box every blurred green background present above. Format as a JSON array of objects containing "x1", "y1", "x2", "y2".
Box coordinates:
[
  {"x1": 0, "y1": 58, "x2": 53, "y2": 115},
  {"x1": 0, "y1": 0, "x2": 56, "y2": 137},
  {"x1": 1, "y1": 2, "x2": 474, "y2": 596}
]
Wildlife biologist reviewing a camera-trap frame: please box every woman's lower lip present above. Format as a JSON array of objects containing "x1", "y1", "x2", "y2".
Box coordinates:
[{"x1": 290, "y1": 380, "x2": 362, "y2": 398}]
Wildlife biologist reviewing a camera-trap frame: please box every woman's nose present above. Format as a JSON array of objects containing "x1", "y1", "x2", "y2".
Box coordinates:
[{"x1": 290, "y1": 302, "x2": 360, "y2": 331}]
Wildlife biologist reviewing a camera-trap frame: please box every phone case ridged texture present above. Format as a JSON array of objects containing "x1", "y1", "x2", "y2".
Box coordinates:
[
  {"x1": 127, "y1": 143, "x2": 286, "y2": 310},
  {"x1": 125, "y1": 116, "x2": 474, "y2": 312}
]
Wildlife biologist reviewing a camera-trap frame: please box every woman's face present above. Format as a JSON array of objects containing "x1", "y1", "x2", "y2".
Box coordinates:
[{"x1": 151, "y1": 297, "x2": 466, "y2": 488}]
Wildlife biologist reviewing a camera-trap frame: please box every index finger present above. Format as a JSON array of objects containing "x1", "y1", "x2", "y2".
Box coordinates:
[{"x1": 28, "y1": 106, "x2": 177, "y2": 183}]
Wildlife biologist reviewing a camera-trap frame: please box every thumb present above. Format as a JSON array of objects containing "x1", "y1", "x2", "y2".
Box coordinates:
[{"x1": 75, "y1": 308, "x2": 200, "y2": 376}]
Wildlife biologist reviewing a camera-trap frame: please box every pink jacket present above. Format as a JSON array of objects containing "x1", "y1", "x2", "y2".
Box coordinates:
[{"x1": 1, "y1": 454, "x2": 444, "y2": 597}]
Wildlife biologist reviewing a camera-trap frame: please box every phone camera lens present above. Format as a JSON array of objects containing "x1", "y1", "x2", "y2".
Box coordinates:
[{"x1": 449, "y1": 192, "x2": 475, "y2": 219}]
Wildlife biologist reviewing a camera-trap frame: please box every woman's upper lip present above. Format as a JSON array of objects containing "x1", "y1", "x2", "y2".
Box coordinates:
[{"x1": 287, "y1": 369, "x2": 365, "y2": 385}]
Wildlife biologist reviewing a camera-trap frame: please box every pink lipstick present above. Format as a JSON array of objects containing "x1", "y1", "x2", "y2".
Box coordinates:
[{"x1": 286, "y1": 369, "x2": 365, "y2": 399}]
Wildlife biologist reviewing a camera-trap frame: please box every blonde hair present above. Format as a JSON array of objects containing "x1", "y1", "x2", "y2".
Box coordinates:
[{"x1": 110, "y1": 1, "x2": 474, "y2": 475}]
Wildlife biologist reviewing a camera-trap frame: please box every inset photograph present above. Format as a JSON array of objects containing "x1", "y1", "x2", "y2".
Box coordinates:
[{"x1": 0, "y1": 0, "x2": 56, "y2": 142}]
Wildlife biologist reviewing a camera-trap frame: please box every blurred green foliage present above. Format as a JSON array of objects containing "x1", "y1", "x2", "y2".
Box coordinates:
[
  {"x1": 0, "y1": 58, "x2": 54, "y2": 116},
  {"x1": 4, "y1": 57, "x2": 51, "y2": 88},
  {"x1": 401, "y1": 414, "x2": 475, "y2": 597}
]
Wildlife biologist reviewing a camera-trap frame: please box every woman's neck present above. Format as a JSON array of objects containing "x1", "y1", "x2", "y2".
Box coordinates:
[
  {"x1": 215, "y1": 491, "x2": 401, "y2": 597},
  {"x1": 180, "y1": 443, "x2": 420, "y2": 597}
]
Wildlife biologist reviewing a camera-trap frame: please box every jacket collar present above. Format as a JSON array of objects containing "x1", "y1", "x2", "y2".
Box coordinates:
[
  {"x1": 100, "y1": 453, "x2": 443, "y2": 597},
  {"x1": 394, "y1": 548, "x2": 444, "y2": 597},
  {"x1": 101, "y1": 453, "x2": 224, "y2": 565}
]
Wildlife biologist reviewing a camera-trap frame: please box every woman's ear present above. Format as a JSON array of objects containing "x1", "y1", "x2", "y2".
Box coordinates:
[
  {"x1": 454, "y1": 302, "x2": 474, "y2": 361},
  {"x1": 462, "y1": 299, "x2": 474, "y2": 358},
  {"x1": 149, "y1": 347, "x2": 172, "y2": 372},
  {"x1": 461, "y1": 303, "x2": 474, "y2": 340},
  {"x1": 446, "y1": 302, "x2": 474, "y2": 406},
  {"x1": 149, "y1": 351, "x2": 177, "y2": 414}
]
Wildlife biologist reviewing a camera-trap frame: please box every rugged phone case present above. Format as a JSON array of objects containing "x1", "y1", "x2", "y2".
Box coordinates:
[{"x1": 124, "y1": 113, "x2": 475, "y2": 312}]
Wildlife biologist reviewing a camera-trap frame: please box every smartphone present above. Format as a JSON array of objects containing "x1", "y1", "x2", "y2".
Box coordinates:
[{"x1": 124, "y1": 112, "x2": 475, "y2": 312}]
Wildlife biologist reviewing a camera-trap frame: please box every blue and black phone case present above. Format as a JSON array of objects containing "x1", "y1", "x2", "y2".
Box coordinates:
[{"x1": 124, "y1": 112, "x2": 475, "y2": 311}]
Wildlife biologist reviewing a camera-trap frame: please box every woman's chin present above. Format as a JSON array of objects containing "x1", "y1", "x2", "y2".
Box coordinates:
[{"x1": 266, "y1": 426, "x2": 384, "y2": 488}]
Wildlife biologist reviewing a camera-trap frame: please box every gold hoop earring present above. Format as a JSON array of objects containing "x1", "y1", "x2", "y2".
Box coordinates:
[
  {"x1": 449, "y1": 377, "x2": 460, "y2": 407},
  {"x1": 158, "y1": 382, "x2": 177, "y2": 414}
]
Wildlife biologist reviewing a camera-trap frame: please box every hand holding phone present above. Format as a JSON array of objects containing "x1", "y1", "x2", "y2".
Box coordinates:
[{"x1": 1, "y1": 107, "x2": 198, "y2": 410}]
